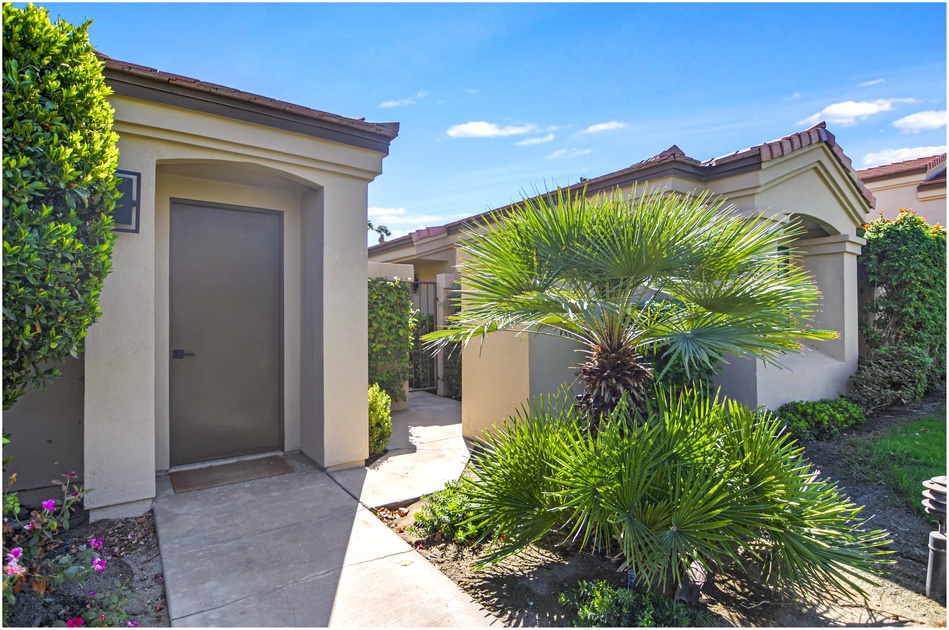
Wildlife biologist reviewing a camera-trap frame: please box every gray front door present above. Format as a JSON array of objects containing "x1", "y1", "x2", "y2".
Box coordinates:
[{"x1": 170, "y1": 200, "x2": 283, "y2": 466}]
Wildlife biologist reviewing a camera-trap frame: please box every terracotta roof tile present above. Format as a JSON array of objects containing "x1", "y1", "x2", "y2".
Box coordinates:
[{"x1": 857, "y1": 153, "x2": 947, "y2": 182}]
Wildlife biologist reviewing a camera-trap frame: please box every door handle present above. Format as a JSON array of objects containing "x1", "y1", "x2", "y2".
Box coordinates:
[{"x1": 172, "y1": 349, "x2": 196, "y2": 360}]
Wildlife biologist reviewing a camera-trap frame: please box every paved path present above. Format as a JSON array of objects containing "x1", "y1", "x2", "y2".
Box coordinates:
[
  {"x1": 154, "y1": 393, "x2": 494, "y2": 626},
  {"x1": 330, "y1": 391, "x2": 471, "y2": 508}
]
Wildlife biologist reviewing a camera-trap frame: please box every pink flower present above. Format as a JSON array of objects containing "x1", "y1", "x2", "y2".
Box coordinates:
[
  {"x1": 89, "y1": 591, "x2": 96, "y2": 596},
  {"x1": 87, "y1": 538, "x2": 103, "y2": 550},
  {"x1": 63, "y1": 471, "x2": 77, "y2": 479},
  {"x1": 3, "y1": 561, "x2": 24, "y2": 576},
  {"x1": 126, "y1": 621, "x2": 139, "y2": 627},
  {"x1": 24, "y1": 521, "x2": 34, "y2": 532},
  {"x1": 92, "y1": 558, "x2": 106, "y2": 571},
  {"x1": 41, "y1": 499, "x2": 55, "y2": 512},
  {"x1": 6, "y1": 547, "x2": 22, "y2": 561},
  {"x1": 66, "y1": 618, "x2": 85, "y2": 627}
]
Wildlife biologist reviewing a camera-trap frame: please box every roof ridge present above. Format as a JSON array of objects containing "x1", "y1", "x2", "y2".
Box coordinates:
[{"x1": 96, "y1": 51, "x2": 399, "y2": 139}]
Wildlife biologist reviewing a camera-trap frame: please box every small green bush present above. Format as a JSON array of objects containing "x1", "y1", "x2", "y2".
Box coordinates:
[
  {"x1": 558, "y1": 580, "x2": 707, "y2": 627},
  {"x1": 411, "y1": 479, "x2": 492, "y2": 545},
  {"x1": 848, "y1": 345, "x2": 932, "y2": 414},
  {"x1": 463, "y1": 386, "x2": 892, "y2": 600},
  {"x1": 368, "y1": 383, "x2": 391, "y2": 456},
  {"x1": 776, "y1": 397, "x2": 866, "y2": 441}
]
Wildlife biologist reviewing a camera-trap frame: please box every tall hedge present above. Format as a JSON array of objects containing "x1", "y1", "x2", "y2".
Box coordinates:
[
  {"x1": 2, "y1": 5, "x2": 120, "y2": 409},
  {"x1": 368, "y1": 278, "x2": 414, "y2": 402},
  {"x1": 859, "y1": 209, "x2": 947, "y2": 384}
]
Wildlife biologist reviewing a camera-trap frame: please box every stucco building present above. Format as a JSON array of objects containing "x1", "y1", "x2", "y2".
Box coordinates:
[
  {"x1": 5, "y1": 54, "x2": 398, "y2": 520},
  {"x1": 370, "y1": 123, "x2": 874, "y2": 440},
  {"x1": 857, "y1": 154, "x2": 947, "y2": 226}
]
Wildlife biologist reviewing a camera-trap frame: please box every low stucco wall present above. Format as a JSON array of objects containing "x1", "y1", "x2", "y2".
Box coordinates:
[{"x1": 3, "y1": 357, "x2": 85, "y2": 506}]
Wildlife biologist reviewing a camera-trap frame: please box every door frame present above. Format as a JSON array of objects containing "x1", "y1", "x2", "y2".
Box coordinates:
[{"x1": 168, "y1": 197, "x2": 285, "y2": 465}]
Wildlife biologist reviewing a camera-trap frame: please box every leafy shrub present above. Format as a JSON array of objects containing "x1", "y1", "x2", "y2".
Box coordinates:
[
  {"x1": 410, "y1": 479, "x2": 491, "y2": 545},
  {"x1": 2, "y1": 474, "x2": 137, "y2": 627},
  {"x1": 649, "y1": 346, "x2": 719, "y2": 391},
  {"x1": 462, "y1": 386, "x2": 891, "y2": 600},
  {"x1": 859, "y1": 210, "x2": 946, "y2": 387},
  {"x1": 368, "y1": 279, "x2": 413, "y2": 402},
  {"x1": 848, "y1": 345, "x2": 932, "y2": 414},
  {"x1": 558, "y1": 580, "x2": 707, "y2": 627},
  {"x1": 2, "y1": 4, "x2": 121, "y2": 409},
  {"x1": 367, "y1": 384, "x2": 391, "y2": 456},
  {"x1": 776, "y1": 397, "x2": 866, "y2": 441}
]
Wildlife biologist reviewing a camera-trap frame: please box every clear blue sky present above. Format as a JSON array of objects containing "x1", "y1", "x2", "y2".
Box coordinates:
[{"x1": 36, "y1": 2, "x2": 948, "y2": 242}]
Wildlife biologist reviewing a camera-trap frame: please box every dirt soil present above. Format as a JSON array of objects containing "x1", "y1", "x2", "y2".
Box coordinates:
[
  {"x1": 6, "y1": 509, "x2": 168, "y2": 628},
  {"x1": 374, "y1": 393, "x2": 948, "y2": 627}
]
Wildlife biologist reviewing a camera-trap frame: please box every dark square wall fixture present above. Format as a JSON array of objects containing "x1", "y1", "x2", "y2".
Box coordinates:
[{"x1": 113, "y1": 170, "x2": 141, "y2": 233}]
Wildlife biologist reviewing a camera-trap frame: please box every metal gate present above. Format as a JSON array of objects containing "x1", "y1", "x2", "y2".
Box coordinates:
[{"x1": 409, "y1": 280, "x2": 438, "y2": 391}]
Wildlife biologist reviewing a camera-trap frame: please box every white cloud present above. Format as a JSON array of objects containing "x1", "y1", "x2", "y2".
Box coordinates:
[
  {"x1": 859, "y1": 78, "x2": 886, "y2": 87},
  {"x1": 862, "y1": 145, "x2": 948, "y2": 167},
  {"x1": 797, "y1": 98, "x2": 916, "y2": 127},
  {"x1": 577, "y1": 121, "x2": 627, "y2": 135},
  {"x1": 368, "y1": 207, "x2": 467, "y2": 227},
  {"x1": 516, "y1": 133, "x2": 555, "y2": 146},
  {"x1": 790, "y1": 92, "x2": 802, "y2": 100},
  {"x1": 446, "y1": 121, "x2": 538, "y2": 138},
  {"x1": 893, "y1": 110, "x2": 947, "y2": 132},
  {"x1": 547, "y1": 148, "x2": 593, "y2": 160},
  {"x1": 466, "y1": 88, "x2": 480, "y2": 95},
  {"x1": 379, "y1": 90, "x2": 427, "y2": 108}
]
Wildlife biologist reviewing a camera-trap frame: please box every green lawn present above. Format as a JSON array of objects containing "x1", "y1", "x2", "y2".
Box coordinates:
[{"x1": 842, "y1": 409, "x2": 947, "y2": 516}]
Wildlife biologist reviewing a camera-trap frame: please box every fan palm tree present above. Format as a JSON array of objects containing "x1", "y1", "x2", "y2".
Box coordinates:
[{"x1": 425, "y1": 185, "x2": 835, "y2": 428}]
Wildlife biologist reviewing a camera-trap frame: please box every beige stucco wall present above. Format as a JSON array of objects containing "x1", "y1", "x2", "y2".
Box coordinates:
[
  {"x1": 69, "y1": 93, "x2": 388, "y2": 520},
  {"x1": 3, "y1": 357, "x2": 85, "y2": 505},
  {"x1": 462, "y1": 332, "x2": 582, "y2": 440},
  {"x1": 863, "y1": 175, "x2": 946, "y2": 226}
]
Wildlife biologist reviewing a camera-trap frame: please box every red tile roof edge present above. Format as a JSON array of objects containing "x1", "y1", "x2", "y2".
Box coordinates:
[
  {"x1": 97, "y1": 52, "x2": 399, "y2": 139},
  {"x1": 370, "y1": 123, "x2": 872, "y2": 254},
  {"x1": 856, "y1": 153, "x2": 947, "y2": 182}
]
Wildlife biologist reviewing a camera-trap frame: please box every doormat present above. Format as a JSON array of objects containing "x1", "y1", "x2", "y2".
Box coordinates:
[{"x1": 170, "y1": 455, "x2": 293, "y2": 493}]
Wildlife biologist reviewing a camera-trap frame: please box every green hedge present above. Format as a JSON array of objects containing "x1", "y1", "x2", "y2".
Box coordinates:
[
  {"x1": 368, "y1": 278, "x2": 413, "y2": 402},
  {"x1": 2, "y1": 5, "x2": 120, "y2": 409},
  {"x1": 859, "y1": 210, "x2": 946, "y2": 388},
  {"x1": 848, "y1": 345, "x2": 932, "y2": 414},
  {"x1": 776, "y1": 397, "x2": 866, "y2": 441}
]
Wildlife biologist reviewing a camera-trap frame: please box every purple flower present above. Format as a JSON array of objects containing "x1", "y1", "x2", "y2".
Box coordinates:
[
  {"x1": 41, "y1": 499, "x2": 55, "y2": 512},
  {"x1": 63, "y1": 471, "x2": 77, "y2": 479},
  {"x1": 89, "y1": 591, "x2": 96, "y2": 596},
  {"x1": 23, "y1": 521, "x2": 34, "y2": 532},
  {"x1": 126, "y1": 622, "x2": 139, "y2": 627},
  {"x1": 87, "y1": 538, "x2": 103, "y2": 550},
  {"x1": 92, "y1": 558, "x2": 107, "y2": 571},
  {"x1": 66, "y1": 618, "x2": 85, "y2": 628},
  {"x1": 6, "y1": 547, "x2": 22, "y2": 561}
]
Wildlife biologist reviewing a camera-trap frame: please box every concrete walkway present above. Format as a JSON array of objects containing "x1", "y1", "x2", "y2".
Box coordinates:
[
  {"x1": 330, "y1": 391, "x2": 472, "y2": 508},
  {"x1": 154, "y1": 392, "x2": 493, "y2": 627}
]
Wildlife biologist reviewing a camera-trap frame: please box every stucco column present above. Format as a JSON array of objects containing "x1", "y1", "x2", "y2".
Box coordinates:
[
  {"x1": 83, "y1": 159, "x2": 157, "y2": 521},
  {"x1": 796, "y1": 233, "x2": 865, "y2": 364},
  {"x1": 300, "y1": 180, "x2": 370, "y2": 470}
]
